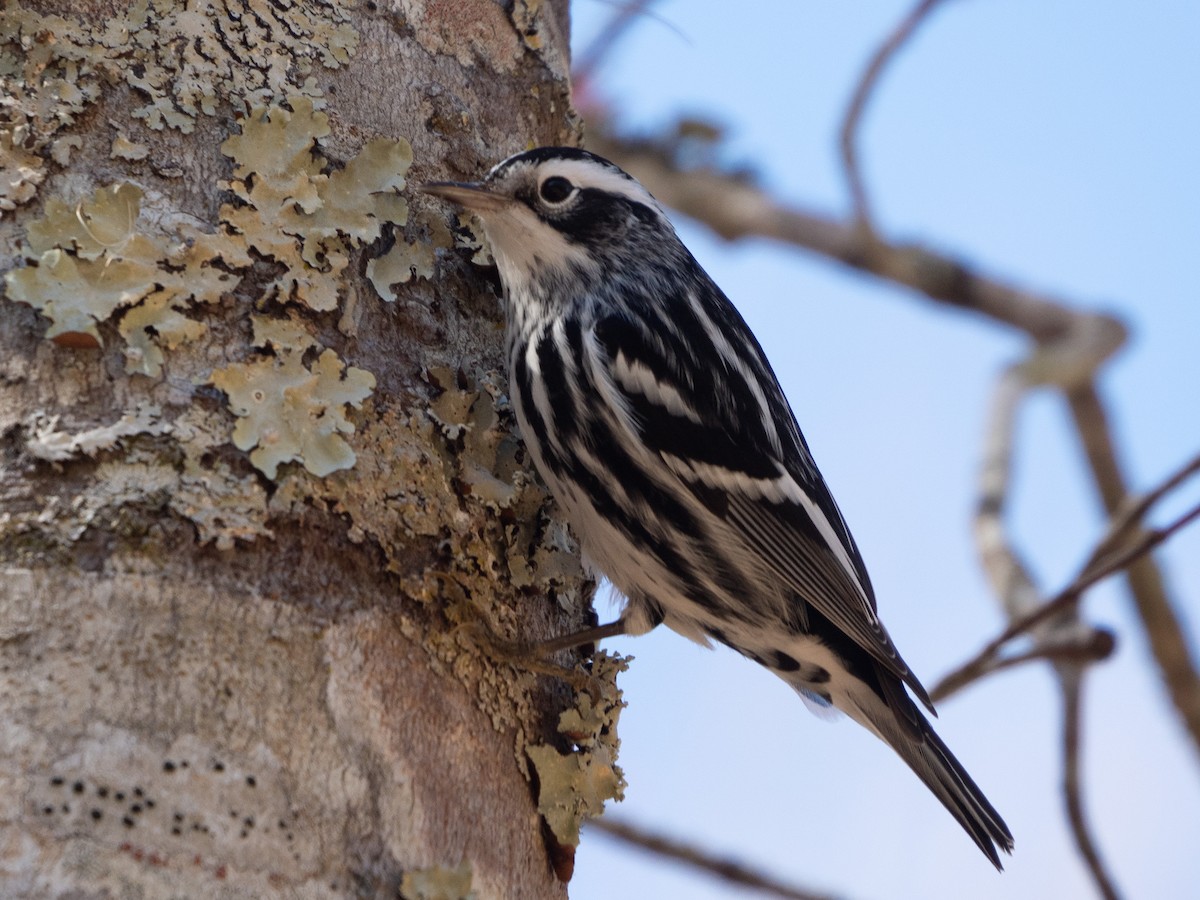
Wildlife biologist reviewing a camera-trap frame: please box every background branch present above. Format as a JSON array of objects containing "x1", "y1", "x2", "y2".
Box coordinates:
[
  {"x1": 963, "y1": 353, "x2": 1121, "y2": 899},
  {"x1": 932, "y1": 450, "x2": 1200, "y2": 703},
  {"x1": 1067, "y1": 386, "x2": 1200, "y2": 759},
  {"x1": 573, "y1": 0, "x2": 667, "y2": 86},
  {"x1": 1061, "y1": 673, "x2": 1122, "y2": 900},
  {"x1": 588, "y1": 817, "x2": 840, "y2": 900},
  {"x1": 839, "y1": 0, "x2": 948, "y2": 232}
]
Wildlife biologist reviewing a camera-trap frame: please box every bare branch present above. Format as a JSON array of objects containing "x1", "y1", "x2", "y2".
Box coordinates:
[
  {"x1": 587, "y1": 817, "x2": 840, "y2": 900},
  {"x1": 972, "y1": 365, "x2": 1044, "y2": 621},
  {"x1": 934, "y1": 500, "x2": 1200, "y2": 702},
  {"x1": 839, "y1": 0, "x2": 948, "y2": 231},
  {"x1": 932, "y1": 451, "x2": 1200, "y2": 702},
  {"x1": 1060, "y1": 673, "x2": 1123, "y2": 900},
  {"x1": 1067, "y1": 387, "x2": 1200, "y2": 759},
  {"x1": 586, "y1": 131, "x2": 1127, "y2": 349},
  {"x1": 930, "y1": 629, "x2": 1115, "y2": 704},
  {"x1": 942, "y1": 349, "x2": 1109, "y2": 714},
  {"x1": 968, "y1": 355, "x2": 1124, "y2": 895},
  {"x1": 1083, "y1": 447, "x2": 1200, "y2": 571}
]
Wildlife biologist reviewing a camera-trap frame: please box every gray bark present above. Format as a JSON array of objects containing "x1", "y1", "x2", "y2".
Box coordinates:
[{"x1": 0, "y1": 2, "x2": 611, "y2": 897}]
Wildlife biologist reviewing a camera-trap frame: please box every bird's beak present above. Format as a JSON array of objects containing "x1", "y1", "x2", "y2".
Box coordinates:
[{"x1": 419, "y1": 181, "x2": 510, "y2": 213}]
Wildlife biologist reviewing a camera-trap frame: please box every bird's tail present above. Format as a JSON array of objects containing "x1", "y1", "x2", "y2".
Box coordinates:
[{"x1": 843, "y1": 676, "x2": 1014, "y2": 869}]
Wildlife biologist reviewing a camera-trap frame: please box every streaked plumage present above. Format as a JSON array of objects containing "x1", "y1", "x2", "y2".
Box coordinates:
[{"x1": 421, "y1": 147, "x2": 1013, "y2": 867}]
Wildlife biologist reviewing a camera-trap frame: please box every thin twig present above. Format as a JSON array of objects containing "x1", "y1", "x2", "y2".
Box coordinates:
[
  {"x1": 1060, "y1": 672, "x2": 1123, "y2": 900},
  {"x1": 573, "y1": 0, "x2": 670, "y2": 86},
  {"x1": 965, "y1": 355, "x2": 1123, "y2": 897},
  {"x1": 932, "y1": 490, "x2": 1200, "y2": 702},
  {"x1": 1083, "y1": 451, "x2": 1200, "y2": 572},
  {"x1": 930, "y1": 630, "x2": 1115, "y2": 703},
  {"x1": 1004, "y1": 498, "x2": 1200, "y2": 659},
  {"x1": 587, "y1": 817, "x2": 841, "y2": 900},
  {"x1": 839, "y1": 0, "x2": 948, "y2": 231}
]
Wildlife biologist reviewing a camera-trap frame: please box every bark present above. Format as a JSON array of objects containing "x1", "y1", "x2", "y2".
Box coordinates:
[{"x1": 0, "y1": 2, "x2": 619, "y2": 897}]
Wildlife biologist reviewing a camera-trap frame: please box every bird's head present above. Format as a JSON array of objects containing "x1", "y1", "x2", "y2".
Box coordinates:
[{"x1": 420, "y1": 147, "x2": 675, "y2": 303}]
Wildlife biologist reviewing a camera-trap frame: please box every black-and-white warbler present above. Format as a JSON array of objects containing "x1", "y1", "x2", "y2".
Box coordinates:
[{"x1": 422, "y1": 147, "x2": 1013, "y2": 867}]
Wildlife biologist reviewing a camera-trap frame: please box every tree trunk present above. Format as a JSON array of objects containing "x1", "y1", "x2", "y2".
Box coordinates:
[{"x1": 0, "y1": 2, "x2": 621, "y2": 897}]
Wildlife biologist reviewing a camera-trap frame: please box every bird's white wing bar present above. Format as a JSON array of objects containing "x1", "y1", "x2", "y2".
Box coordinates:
[
  {"x1": 612, "y1": 350, "x2": 706, "y2": 424},
  {"x1": 661, "y1": 454, "x2": 876, "y2": 621}
]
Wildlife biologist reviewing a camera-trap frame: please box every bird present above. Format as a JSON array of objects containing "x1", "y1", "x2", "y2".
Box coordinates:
[{"x1": 420, "y1": 147, "x2": 1013, "y2": 868}]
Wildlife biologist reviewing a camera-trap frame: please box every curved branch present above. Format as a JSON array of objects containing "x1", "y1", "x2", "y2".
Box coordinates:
[
  {"x1": 930, "y1": 629, "x2": 1115, "y2": 704},
  {"x1": 839, "y1": 0, "x2": 948, "y2": 231},
  {"x1": 932, "y1": 450, "x2": 1200, "y2": 702},
  {"x1": 585, "y1": 131, "x2": 1125, "y2": 348},
  {"x1": 1061, "y1": 672, "x2": 1123, "y2": 900}
]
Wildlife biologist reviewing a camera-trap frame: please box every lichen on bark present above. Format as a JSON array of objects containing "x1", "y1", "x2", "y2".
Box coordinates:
[{"x1": 0, "y1": 1, "x2": 613, "y2": 896}]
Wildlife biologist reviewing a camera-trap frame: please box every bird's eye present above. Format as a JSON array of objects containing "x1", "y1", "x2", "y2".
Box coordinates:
[{"x1": 538, "y1": 176, "x2": 575, "y2": 204}]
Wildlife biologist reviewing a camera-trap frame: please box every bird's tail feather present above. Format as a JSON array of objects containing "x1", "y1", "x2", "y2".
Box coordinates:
[{"x1": 844, "y1": 681, "x2": 1014, "y2": 870}]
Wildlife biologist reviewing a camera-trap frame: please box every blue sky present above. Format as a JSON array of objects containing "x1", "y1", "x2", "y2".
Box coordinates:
[{"x1": 566, "y1": 2, "x2": 1200, "y2": 898}]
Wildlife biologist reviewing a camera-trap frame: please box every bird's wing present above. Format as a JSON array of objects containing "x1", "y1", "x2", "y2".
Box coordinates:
[{"x1": 591, "y1": 300, "x2": 933, "y2": 710}]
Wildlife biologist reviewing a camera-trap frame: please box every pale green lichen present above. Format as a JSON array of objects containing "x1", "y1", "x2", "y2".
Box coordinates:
[
  {"x1": 1, "y1": 2, "x2": 615, "y2": 866},
  {"x1": 4, "y1": 395, "x2": 273, "y2": 551},
  {"x1": 26, "y1": 182, "x2": 145, "y2": 259},
  {"x1": 49, "y1": 135, "x2": 83, "y2": 167},
  {"x1": 209, "y1": 315, "x2": 375, "y2": 479},
  {"x1": 368, "y1": 239, "x2": 435, "y2": 302},
  {"x1": 527, "y1": 652, "x2": 627, "y2": 846},
  {"x1": 0, "y1": 0, "x2": 360, "y2": 214},
  {"x1": 220, "y1": 97, "x2": 412, "y2": 311},
  {"x1": 169, "y1": 407, "x2": 274, "y2": 550},
  {"x1": 3, "y1": 93, "x2": 411, "y2": 480},
  {"x1": 4, "y1": 182, "x2": 236, "y2": 365},
  {"x1": 5, "y1": 247, "x2": 157, "y2": 347},
  {"x1": 0, "y1": 128, "x2": 46, "y2": 211},
  {"x1": 119, "y1": 291, "x2": 210, "y2": 376},
  {"x1": 0, "y1": 6, "x2": 107, "y2": 213},
  {"x1": 444, "y1": 211, "x2": 492, "y2": 266},
  {"x1": 122, "y1": 0, "x2": 357, "y2": 132},
  {"x1": 414, "y1": 367, "x2": 585, "y2": 587},
  {"x1": 399, "y1": 862, "x2": 476, "y2": 900},
  {"x1": 369, "y1": 207, "x2": 453, "y2": 302}
]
